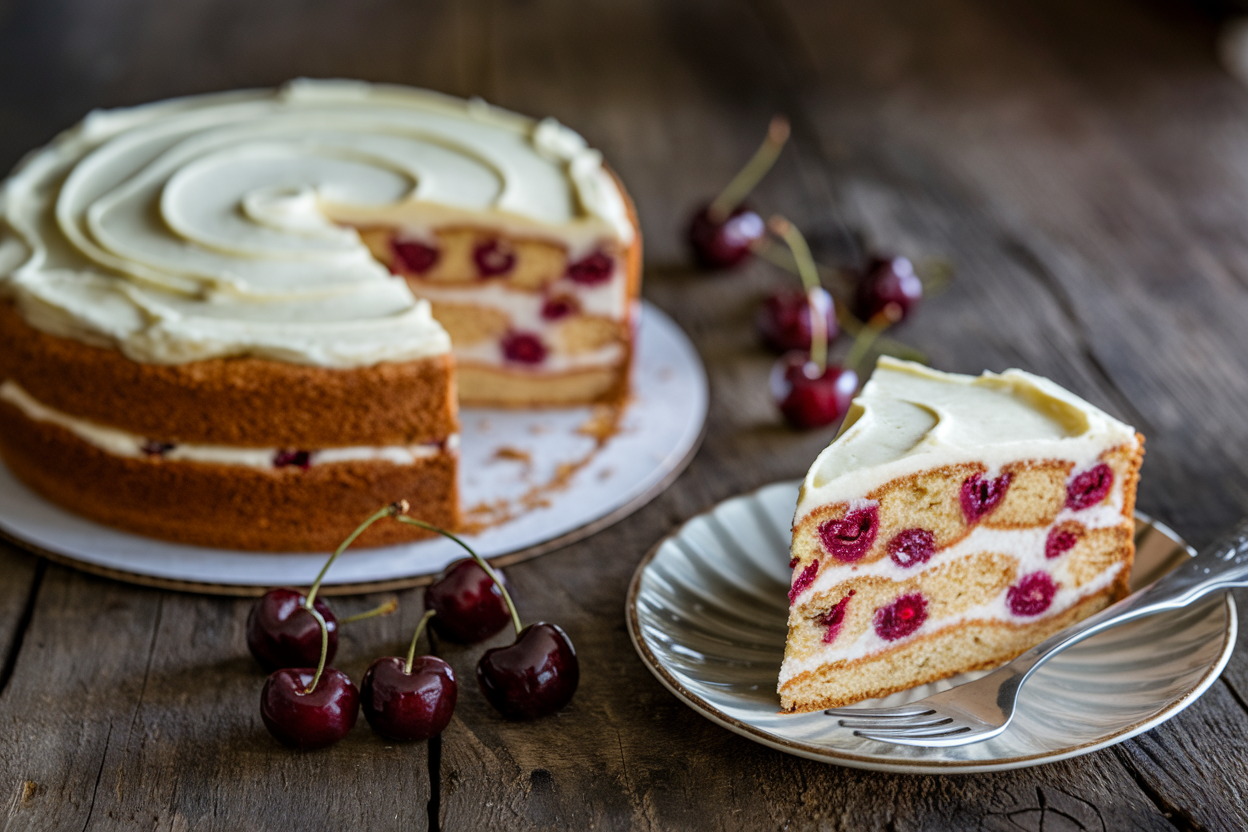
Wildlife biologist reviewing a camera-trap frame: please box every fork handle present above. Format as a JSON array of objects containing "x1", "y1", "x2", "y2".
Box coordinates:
[{"x1": 1001, "y1": 518, "x2": 1248, "y2": 688}]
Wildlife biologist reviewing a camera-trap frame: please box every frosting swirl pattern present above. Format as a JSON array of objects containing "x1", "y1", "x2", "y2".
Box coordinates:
[{"x1": 0, "y1": 79, "x2": 634, "y2": 367}]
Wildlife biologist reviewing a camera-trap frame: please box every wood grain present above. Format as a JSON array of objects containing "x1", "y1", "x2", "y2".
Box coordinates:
[{"x1": 2, "y1": 0, "x2": 1247, "y2": 828}]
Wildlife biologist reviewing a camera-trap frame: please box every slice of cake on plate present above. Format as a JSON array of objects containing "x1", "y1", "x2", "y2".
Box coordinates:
[
  {"x1": 779, "y1": 357, "x2": 1144, "y2": 712},
  {"x1": 0, "y1": 79, "x2": 641, "y2": 550}
]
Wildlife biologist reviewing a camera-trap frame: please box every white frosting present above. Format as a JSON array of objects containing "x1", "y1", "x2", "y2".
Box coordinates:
[
  {"x1": 0, "y1": 79, "x2": 633, "y2": 367},
  {"x1": 796, "y1": 357, "x2": 1139, "y2": 521},
  {"x1": 0, "y1": 379, "x2": 452, "y2": 468}
]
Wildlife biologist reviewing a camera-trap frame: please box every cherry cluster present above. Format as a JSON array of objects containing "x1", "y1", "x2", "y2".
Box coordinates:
[
  {"x1": 685, "y1": 116, "x2": 928, "y2": 430},
  {"x1": 247, "y1": 502, "x2": 578, "y2": 750}
]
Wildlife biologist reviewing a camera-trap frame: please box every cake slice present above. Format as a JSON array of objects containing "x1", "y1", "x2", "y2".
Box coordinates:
[{"x1": 779, "y1": 357, "x2": 1144, "y2": 712}]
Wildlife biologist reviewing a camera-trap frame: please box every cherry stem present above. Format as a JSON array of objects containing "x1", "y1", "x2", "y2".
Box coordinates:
[
  {"x1": 404, "y1": 609, "x2": 437, "y2": 674},
  {"x1": 303, "y1": 605, "x2": 330, "y2": 695},
  {"x1": 304, "y1": 504, "x2": 399, "y2": 610},
  {"x1": 708, "y1": 115, "x2": 790, "y2": 222},
  {"x1": 393, "y1": 514, "x2": 523, "y2": 637},
  {"x1": 768, "y1": 215, "x2": 828, "y2": 371},
  {"x1": 340, "y1": 597, "x2": 398, "y2": 625},
  {"x1": 843, "y1": 311, "x2": 892, "y2": 376}
]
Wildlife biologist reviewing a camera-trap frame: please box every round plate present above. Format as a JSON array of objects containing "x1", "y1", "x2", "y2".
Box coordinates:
[
  {"x1": 0, "y1": 301, "x2": 707, "y2": 596},
  {"x1": 627, "y1": 480, "x2": 1237, "y2": 773}
]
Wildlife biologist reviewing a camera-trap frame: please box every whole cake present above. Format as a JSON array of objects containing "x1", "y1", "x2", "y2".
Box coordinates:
[
  {"x1": 0, "y1": 80, "x2": 641, "y2": 551},
  {"x1": 779, "y1": 358, "x2": 1144, "y2": 712}
]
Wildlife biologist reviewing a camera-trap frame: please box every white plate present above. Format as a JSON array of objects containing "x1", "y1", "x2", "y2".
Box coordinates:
[
  {"x1": 0, "y1": 301, "x2": 707, "y2": 592},
  {"x1": 627, "y1": 480, "x2": 1237, "y2": 773}
]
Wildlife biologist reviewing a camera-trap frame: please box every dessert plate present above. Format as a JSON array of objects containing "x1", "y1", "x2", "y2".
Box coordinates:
[
  {"x1": 0, "y1": 301, "x2": 707, "y2": 595},
  {"x1": 627, "y1": 481, "x2": 1237, "y2": 773}
]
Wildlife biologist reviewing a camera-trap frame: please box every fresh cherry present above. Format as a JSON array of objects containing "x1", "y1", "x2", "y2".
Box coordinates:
[
  {"x1": 755, "y1": 287, "x2": 838, "y2": 353},
  {"x1": 260, "y1": 667, "x2": 359, "y2": 750},
  {"x1": 478, "y1": 622, "x2": 579, "y2": 720},
  {"x1": 360, "y1": 610, "x2": 457, "y2": 741},
  {"x1": 687, "y1": 116, "x2": 789, "y2": 270},
  {"x1": 247, "y1": 505, "x2": 400, "y2": 671},
  {"x1": 425, "y1": 559, "x2": 512, "y2": 643},
  {"x1": 393, "y1": 511, "x2": 580, "y2": 720},
  {"x1": 855, "y1": 256, "x2": 922, "y2": 324},
  {"x1": 247, "y1": 588, "x2": 339, "y2": 672},
  {"x1": 770, "y1": 352, "x2": 858, "y2": 430},
  {"x1": 688, "y1": 204, "x2": 766, "y2": 269}
]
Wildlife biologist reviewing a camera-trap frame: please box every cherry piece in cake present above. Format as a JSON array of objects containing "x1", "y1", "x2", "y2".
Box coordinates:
[
  {"x1": 1067, "y1": 463, "x2": 1113, "y2": 510},
  {"x1": 1007, "y1": 572, "x2": 1058, "y2": 617},
  {"x1": 566, "y1": 250, "x2": 614, "y2": 285},
  {"x1": 817, "y1": 505, "x2": 878, "y2": 563},
  {"x1": 1045, "y1": 526, "x2": 1080, "y2": 560},
  {"x1": 274, "y1": 449, "x2": 311, "y2": 469},
  {"x1": 541, "y1": 295, "x2": 579, "y2": 320},
  {"x1": 960, "y1": 472, "x2": 1011, "y2": 523},
  {"x1": 788, "y1": 560, "x2": 820, "y2": 602},
  {"x1": 818, "y1": 591, "x2": 855, "y2": 644},
  {"x1": 887, "y1": 528, "x2": 936, "y2": 569},
  {"x1": 474, "y1": 239, "x2": 516, "y2": 277},
  {"x1": 392, "y1": 239, "x2": 440, "y2": 275},
  {"x1": 501, "y1": 331, "x2": 547, "y2": 364},
  {"x1": 755, "y1": 288, "x2": 839, "y2": 354},
  {"x1": 141, "y1": 440, "x2": 174, "y2": 457},
  {"x1": 874, "y1": 593, "x2": 928, "y2": 641},
  {"x1": 855, "y1": 256, "x2": 922, "y2": 324}
]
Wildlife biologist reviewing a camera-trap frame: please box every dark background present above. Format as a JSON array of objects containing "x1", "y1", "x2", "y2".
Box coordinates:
[{"x1": 2, "y1": 0, "x2": 1248, "y2": 829}]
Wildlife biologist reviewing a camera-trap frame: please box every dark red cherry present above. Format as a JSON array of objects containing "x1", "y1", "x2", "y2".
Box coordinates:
[
  {"x1": 247, "y1": 588, "x2": 339, "y2": 671},
  {"x1": 888, "y1": 528, "x2": 936, "y2": 569},
  {"x1": 1007, "y1": 572, "x2": 1058, "y2": 617},
  {"x1": 273, "y1": 449, "x2": 311, "y2": 469},
  {"x1": 755, "y1": 288, "x2": 839, "y2": 353},
  {"x1": 817, "y1": 591, "x2": 855, "y2": 644},
  {"x1": 260, "y1": 667, "x2": 359, "y2": 750},
  {"x1": 788, "y1": 559, "x2": 820, "y2": 602},
  {"x1": 817, "y1": 505, "x2": 878, "y2": 562},
  {"x1": 501, "y1": 331, "x2": 547, "y2": 364},
  {"x1": 424, "y1": 559, "x2": 512, "y2": 643},
  {"x1": 360, "y1": 656, "x2": 457, "y2": 742},
  {"x1": 477, "y1": 622, "x2": 579, "y2": 719},
  {"x1": 141, "y1": 440, "x2": 174, "y2": 457},
  {"x1": 474, "y1": 239, "x2": 516, "y2": 277},
  {"x1": 1045, "y1": 526, "x2": 1080, "y2": 560},
  {"x1": 1067, "y1": 463, "x2": 1113, "y2": 510},
  {"x1": 566, "y1": 250, "x2": 614, "y2": 285},
  {"x1": 855, "y1": 256, "x2": 922, "y2": 323},
  {"x1": 770, "y1": 352, "x2": 859, "y2": 430},
  {"x1": 392, "y1": 239, "x2": 440, "y2": 275},
  {"x1": 687, "y1": 204, "x2": 766, "y2": 269},
  {"x1": 960, "y1": 472, "x2": 1011, "y2": 523},
  {"x1": 541, "y1": 295, "x2": 579, "y2": 320},
  {"x1": 874, "y1": 593, "x2": 928, "y2": 641}
]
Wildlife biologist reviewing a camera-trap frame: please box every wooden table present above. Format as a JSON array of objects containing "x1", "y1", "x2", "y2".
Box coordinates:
[{"x1": 3, "y1": 0, "x2": 1248, "y2": 828}]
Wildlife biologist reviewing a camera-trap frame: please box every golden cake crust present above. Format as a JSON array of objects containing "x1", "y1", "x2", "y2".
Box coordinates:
[
  {"x1": 0, "y1": 401, "x2": 458, "y2": 551},
  {"x1": 0, "y1": 301, "x2": 458, "y2": 446}
]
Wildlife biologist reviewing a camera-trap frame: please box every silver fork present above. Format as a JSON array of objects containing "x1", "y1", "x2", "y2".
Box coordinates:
[{"x1": 827, "y1": 518, "x2": 1248, "y2": 747}]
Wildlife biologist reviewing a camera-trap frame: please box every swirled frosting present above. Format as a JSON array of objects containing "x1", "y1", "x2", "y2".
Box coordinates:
[
  {"x1": 795, "y1": 357, "x2": 1139, "y2": 521},
  {"x1": 0, "y1": 79, "x2": 634, "y2": 367}
]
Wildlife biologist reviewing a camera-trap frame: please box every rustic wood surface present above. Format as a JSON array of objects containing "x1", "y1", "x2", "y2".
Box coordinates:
[{"x1": 2, "y1": 0, "x2": 1248, "y2": 828}]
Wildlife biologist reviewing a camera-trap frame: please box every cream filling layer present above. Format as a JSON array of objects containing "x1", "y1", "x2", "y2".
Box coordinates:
[
  {"x1": 0, "y1": 79, "x2": 633, "y2": 367},
  {"x1": 0, "y1": 380, "x2": 455, "y2": 468},
  {"x1": 777, "y1": 507, "x2": 1130, "y2": 687},
  {"x1": 410, "y1": 270, "x2": 629, "y2": 323}
]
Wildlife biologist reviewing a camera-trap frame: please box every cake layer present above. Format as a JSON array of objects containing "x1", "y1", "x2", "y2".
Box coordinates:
[
  {"x1": 0, "y1": 302, "x2": 458, "y2": 446},
  {"x1": 0, "y1": 400, "x2": 458, "y2": 551},
  {"x1": 779, "y1": 586, "x2": 1123, "y2": 712},
  {"x1": 456, "y1": 360, "x2": 629, "y2": 407}
]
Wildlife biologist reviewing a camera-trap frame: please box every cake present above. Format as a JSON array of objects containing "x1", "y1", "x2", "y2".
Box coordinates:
[
  {"x1": 778, "y1": 357, "x2": 1144, "y2": 712},
  {"x1": 0, "y1": 79, "x2": 641, "y2": 551}
]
